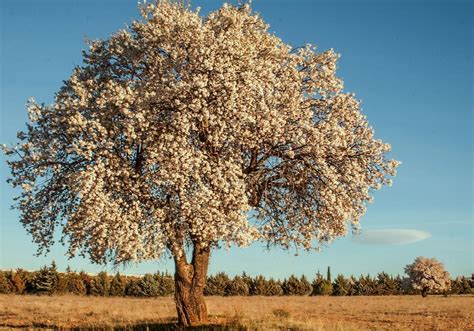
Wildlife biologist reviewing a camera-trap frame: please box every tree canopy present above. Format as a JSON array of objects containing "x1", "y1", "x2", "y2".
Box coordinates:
[{"x1": 4, "y1": 1, "x2": 398, "y2": 265}]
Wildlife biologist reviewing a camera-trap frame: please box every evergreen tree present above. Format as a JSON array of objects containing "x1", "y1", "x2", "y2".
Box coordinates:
[
  {"x1": 9, "y1": 269, "x2": 27, "y2": 294},
  {"x1": 79, "y1": 271, "x2": 94, "y2": 295},
  {"x1": 65, "y1": 270, "x2": 86, "y2": 295},
  {"x1": 240, "y1": 272, "x2": 253, "y2": 292},
  {"x1": 332, "y1": 274, "x2": 350, "y2": 296},
  {"x1": 90, "y1": 271, "x2": 110, "y2": 296},
  {"x1": 312, "y1": 273, "x2": 332, "y2": 296},
  {"x1": 376, "y1": 272, "x2": 397, "y2": 295},
  {"x1": 327, "y1": 266, "x2": 332, "y2": 282},
  {"x1": 0, "y1": 271, "x2": 11, "y2": 294},
  {"x1": 155, "y1": 272, "x2": 175, "y2": 296},
  {"x1": 109, "y1": 272, "x2": 126, "y2": 296},
  {"x1": 347, "y1": 276, "x2": 357, "y2": 296},
  {"x1": 266, "y1": 278, "x2": 284, "y2": 296},
  {"x1": 450, "y1": 276, "x2": 472, "y2": 295},
  {"x1": 140, "y1": 274, "x2": 160, "y2": 297},
  {"x1": 125, "y1": 278, "x2": 145, "y2": 297},
  {"x1": 30, "y1": 262, "x2": 59, "y2": 294},
  {"x1": 204, "y1": 272, "x2": 230, "y2": 296},
  {"x1": 225, "y1": 276, "x2": 249, "y2": 296},
  {"x1": 282, "y1": 275, "x2": 312, "y2": 295}
]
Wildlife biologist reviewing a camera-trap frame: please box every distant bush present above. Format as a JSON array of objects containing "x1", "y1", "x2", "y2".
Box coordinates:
[
  {"x1": 65, "y1": 271, "x2": 87, "y2": 295},
  {"x1": 155, "y1": 272, "x2": 174, "y2": 296},
  {"x1": 375, "y1": 272, "x2": 398, "y2": 295},
  {"x1": 125, "y1": 278, "x2": 145, "y2": 297},
  {"x1": 30, "y1": 262, "x2": 59, "y2": 294},
  {"x1": 140, "y1": 274, "x2": 161, "y2": 297},
  {"x1": 0, "y1": 271, "x2": 11, "y2": 294},
  {"x1": 332, "y1": 274, "x2": 351, "y2": 296},
  {"x1": 250, "y1": 276, "x2": 283, "y2": 296},
  {"x1": 90, "y1": 271, "x2": 110, "y2": 296},
  {"x1": 2, "y1": 261, "x2": 469, "y2": 298},
  {"x1": 312, "y1": 273, "x2": 332, "y2": 296},
  {"x1": 109, "y1": 272, "x2": 126, "y2": 296},
  {"x1": 450, "y1": 276, "x2": 472, "y2": 295},
  {"x1": 205, "y1": 272, "x2": 230, "y2": 296},
  {"x1": 282, "y1": 275, "x2": 312, "y2": 296},
  {"x1": 225, "y1": 276, "x2": 249, "y2": 296}
]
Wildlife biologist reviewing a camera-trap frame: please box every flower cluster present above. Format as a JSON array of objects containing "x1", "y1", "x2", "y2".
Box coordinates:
[{"x1": 3, "y1": 1, "x2": 399, "y2": 264}]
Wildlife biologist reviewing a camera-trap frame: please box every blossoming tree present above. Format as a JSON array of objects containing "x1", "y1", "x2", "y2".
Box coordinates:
[
  {"x1": 3, "y1": 1, "x2": 399, "y2": 326},
  {"x1": 405, "y1": 257, "x2": 451, "y2": 297}
]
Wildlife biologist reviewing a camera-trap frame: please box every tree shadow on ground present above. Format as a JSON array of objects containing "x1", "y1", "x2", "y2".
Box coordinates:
[{"x1": 114, "y1": 323, "x2": 248, "y2": 331}]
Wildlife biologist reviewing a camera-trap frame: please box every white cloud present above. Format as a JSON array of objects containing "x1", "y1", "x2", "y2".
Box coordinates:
[{"x1": 352, "y1": 229, "x2": 431, "y2": 245}]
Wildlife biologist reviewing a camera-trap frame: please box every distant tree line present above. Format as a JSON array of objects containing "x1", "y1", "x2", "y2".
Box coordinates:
[{"x1": 0, "y1": 263, "x2": 472, "y2": 297}]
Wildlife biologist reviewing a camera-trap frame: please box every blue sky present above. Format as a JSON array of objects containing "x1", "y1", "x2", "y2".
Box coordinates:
[{"x1": 0, "y1": 0, "x2": 472, "y2": 279}]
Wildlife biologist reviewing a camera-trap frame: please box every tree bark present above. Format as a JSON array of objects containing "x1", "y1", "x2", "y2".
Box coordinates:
[{"x1": 173, "y1": 242, "x2": 210, "y2": 327}]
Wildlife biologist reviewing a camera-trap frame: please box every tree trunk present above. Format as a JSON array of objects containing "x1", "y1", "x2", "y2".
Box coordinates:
[
  {"x1": 421, "y1": 287, "x2": 428, "y2": 297},
  {"x1": 173, "y1": 242, "x2": 210, "y2": 327}
]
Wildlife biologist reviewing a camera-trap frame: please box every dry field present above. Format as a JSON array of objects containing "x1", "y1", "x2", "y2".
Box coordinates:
[{"x1": 0, "y1": 294, "x2": 473, "y2": 330}]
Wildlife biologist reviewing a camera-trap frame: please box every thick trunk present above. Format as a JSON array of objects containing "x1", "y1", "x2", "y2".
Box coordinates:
[{"x1": 173, "y1": 242, "x2": 210, "y2": 327}]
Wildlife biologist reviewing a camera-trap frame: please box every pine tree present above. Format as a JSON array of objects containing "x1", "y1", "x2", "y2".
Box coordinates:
[
  {"x1": 332, "y1": 274, "x2": 350, "y2": 296},
  {"x1": 0, "y1": 271, "x2": 11, "y2": 294},
  {"x1": 155, "y1": 272, "x2": 174, "y2": 296},
  {"x1": 376, "y1": 272, "x2": 397, "y2": 295},
  {"x1": 65, "y1": 270, "x2": 86, "y2": 295},
  {"x1": 10, "y1": 269, "x2": 27, "y2": 294},
  {"x1": 140, "y1": 274, "x2": 160, "y2": 297},
  {"x1": 225, "y1": 276, "x2": 249, "y2": 296},
  {"x1": 90, "y1": 271, "x2": 110, "y2": 296},
  {"x1": 204, "y1": 272, "x2": 230, "y2": 296},
  {"x1": 109, "y1": 272, "x2": 126, "y2": 296},
  {"x1": 125, "y1": 278, "x2": 145, "y2": 297},
  {"x1": 31, "y1": 262, "x2": 59, "y2": 294},
  {"x1": 282, "y1": 275, "x2": 312, "y2": 295},
  {"x1": 311, "y1": 273, "x2": 332, "y2": 296}
]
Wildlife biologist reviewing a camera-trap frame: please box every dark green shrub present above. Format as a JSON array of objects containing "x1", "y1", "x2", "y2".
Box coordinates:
[
  {"x1": 251, "y1": 275, "x2": 283, "y2": 296},
  {"x1": 376, "y1": 272, "x2": 398, "y2": 295},
  {"x1": 9, "y1": 269, "x2": 27, "y2": 294},
  {"x1": 353, "y1": 274, "x2": 377, "y2": 295},
  {"x1": 109, "y1": 272, "x2": 126, "y2": 296},
  {"x1": 225, "y1": 276, "x2": 249, "y2": 296},
  {"x1": 282, "y1": 275, "x2": 312, "y2": 296},
  {"x1": 90, "y1": 271, "x2": 110, "y2": 296},
  {"x1": 332, "y1": 274, "x2": 351, "y2": 296},
  {"x1": 0, "y1": 271, "x2": 11, "y2": 294},
  {"x1": 140, "y1": 274, "x2": 160, "y2": 297},
  {"x1": 205, "y1": 272, "x2": 230, "y2": 296},
  {"x1": 155, "y1": 272, "x2": 174, "y2": 296},
  {"x1": 125, "y1": 278, "x2": 145, "y2": 297},
  {"x1": 311, "y1": 273, "x2": 332, "y2": 296},
  {"x1": 79, "y1": 271, "x2": 94, "y2": 295},
  {"x1": 66, "y1": 272, "x2": 86, "y2": 295},
  {"x1": 450, "y1": 276, "x2": 472, "y2": 295},
  {"x1": 30, "y1": 262, "x2": 59, "y2": 294}
]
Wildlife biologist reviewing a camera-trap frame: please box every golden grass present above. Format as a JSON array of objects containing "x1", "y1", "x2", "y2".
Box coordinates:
[{"x1": 1, "y1": 294, "x2": 473, "y2": 330}]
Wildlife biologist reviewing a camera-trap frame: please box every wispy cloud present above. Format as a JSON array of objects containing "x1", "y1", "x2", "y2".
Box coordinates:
[{"x1": 352, "y1": 229, "x2": 431, "y2": 245}]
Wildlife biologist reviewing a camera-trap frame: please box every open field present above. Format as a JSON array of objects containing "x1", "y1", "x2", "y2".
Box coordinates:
[{"x1": 0, "y1": 294, "x2": 473, "y2": 330}]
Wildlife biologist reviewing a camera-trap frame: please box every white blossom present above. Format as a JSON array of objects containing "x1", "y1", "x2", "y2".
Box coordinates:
[{"x1": 3, "y1": 1, "x2": 398, "y2": 264}]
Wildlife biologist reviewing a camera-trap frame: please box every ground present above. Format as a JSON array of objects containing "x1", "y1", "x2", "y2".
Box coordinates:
[{"x1": 0, "y1": 294, "x2": 473, "y2": 330}]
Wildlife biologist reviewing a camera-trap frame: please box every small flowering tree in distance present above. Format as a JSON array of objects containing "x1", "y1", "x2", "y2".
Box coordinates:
[
  {"x1": 405, "y1": 257, "x2": 451, "y2": 297},
  {"x1": 3, "y1": 1, "x2": 399, "y2": 326}
]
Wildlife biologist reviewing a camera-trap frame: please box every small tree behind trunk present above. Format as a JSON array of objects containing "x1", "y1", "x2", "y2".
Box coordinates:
[{"x1": 173, "y1": 242, "x2": 210, "y2": 327}]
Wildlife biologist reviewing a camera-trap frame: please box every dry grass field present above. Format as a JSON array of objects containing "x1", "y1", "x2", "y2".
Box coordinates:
[{"x1": 0, "y1": 294, "x2": 473, "y2": 330}]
